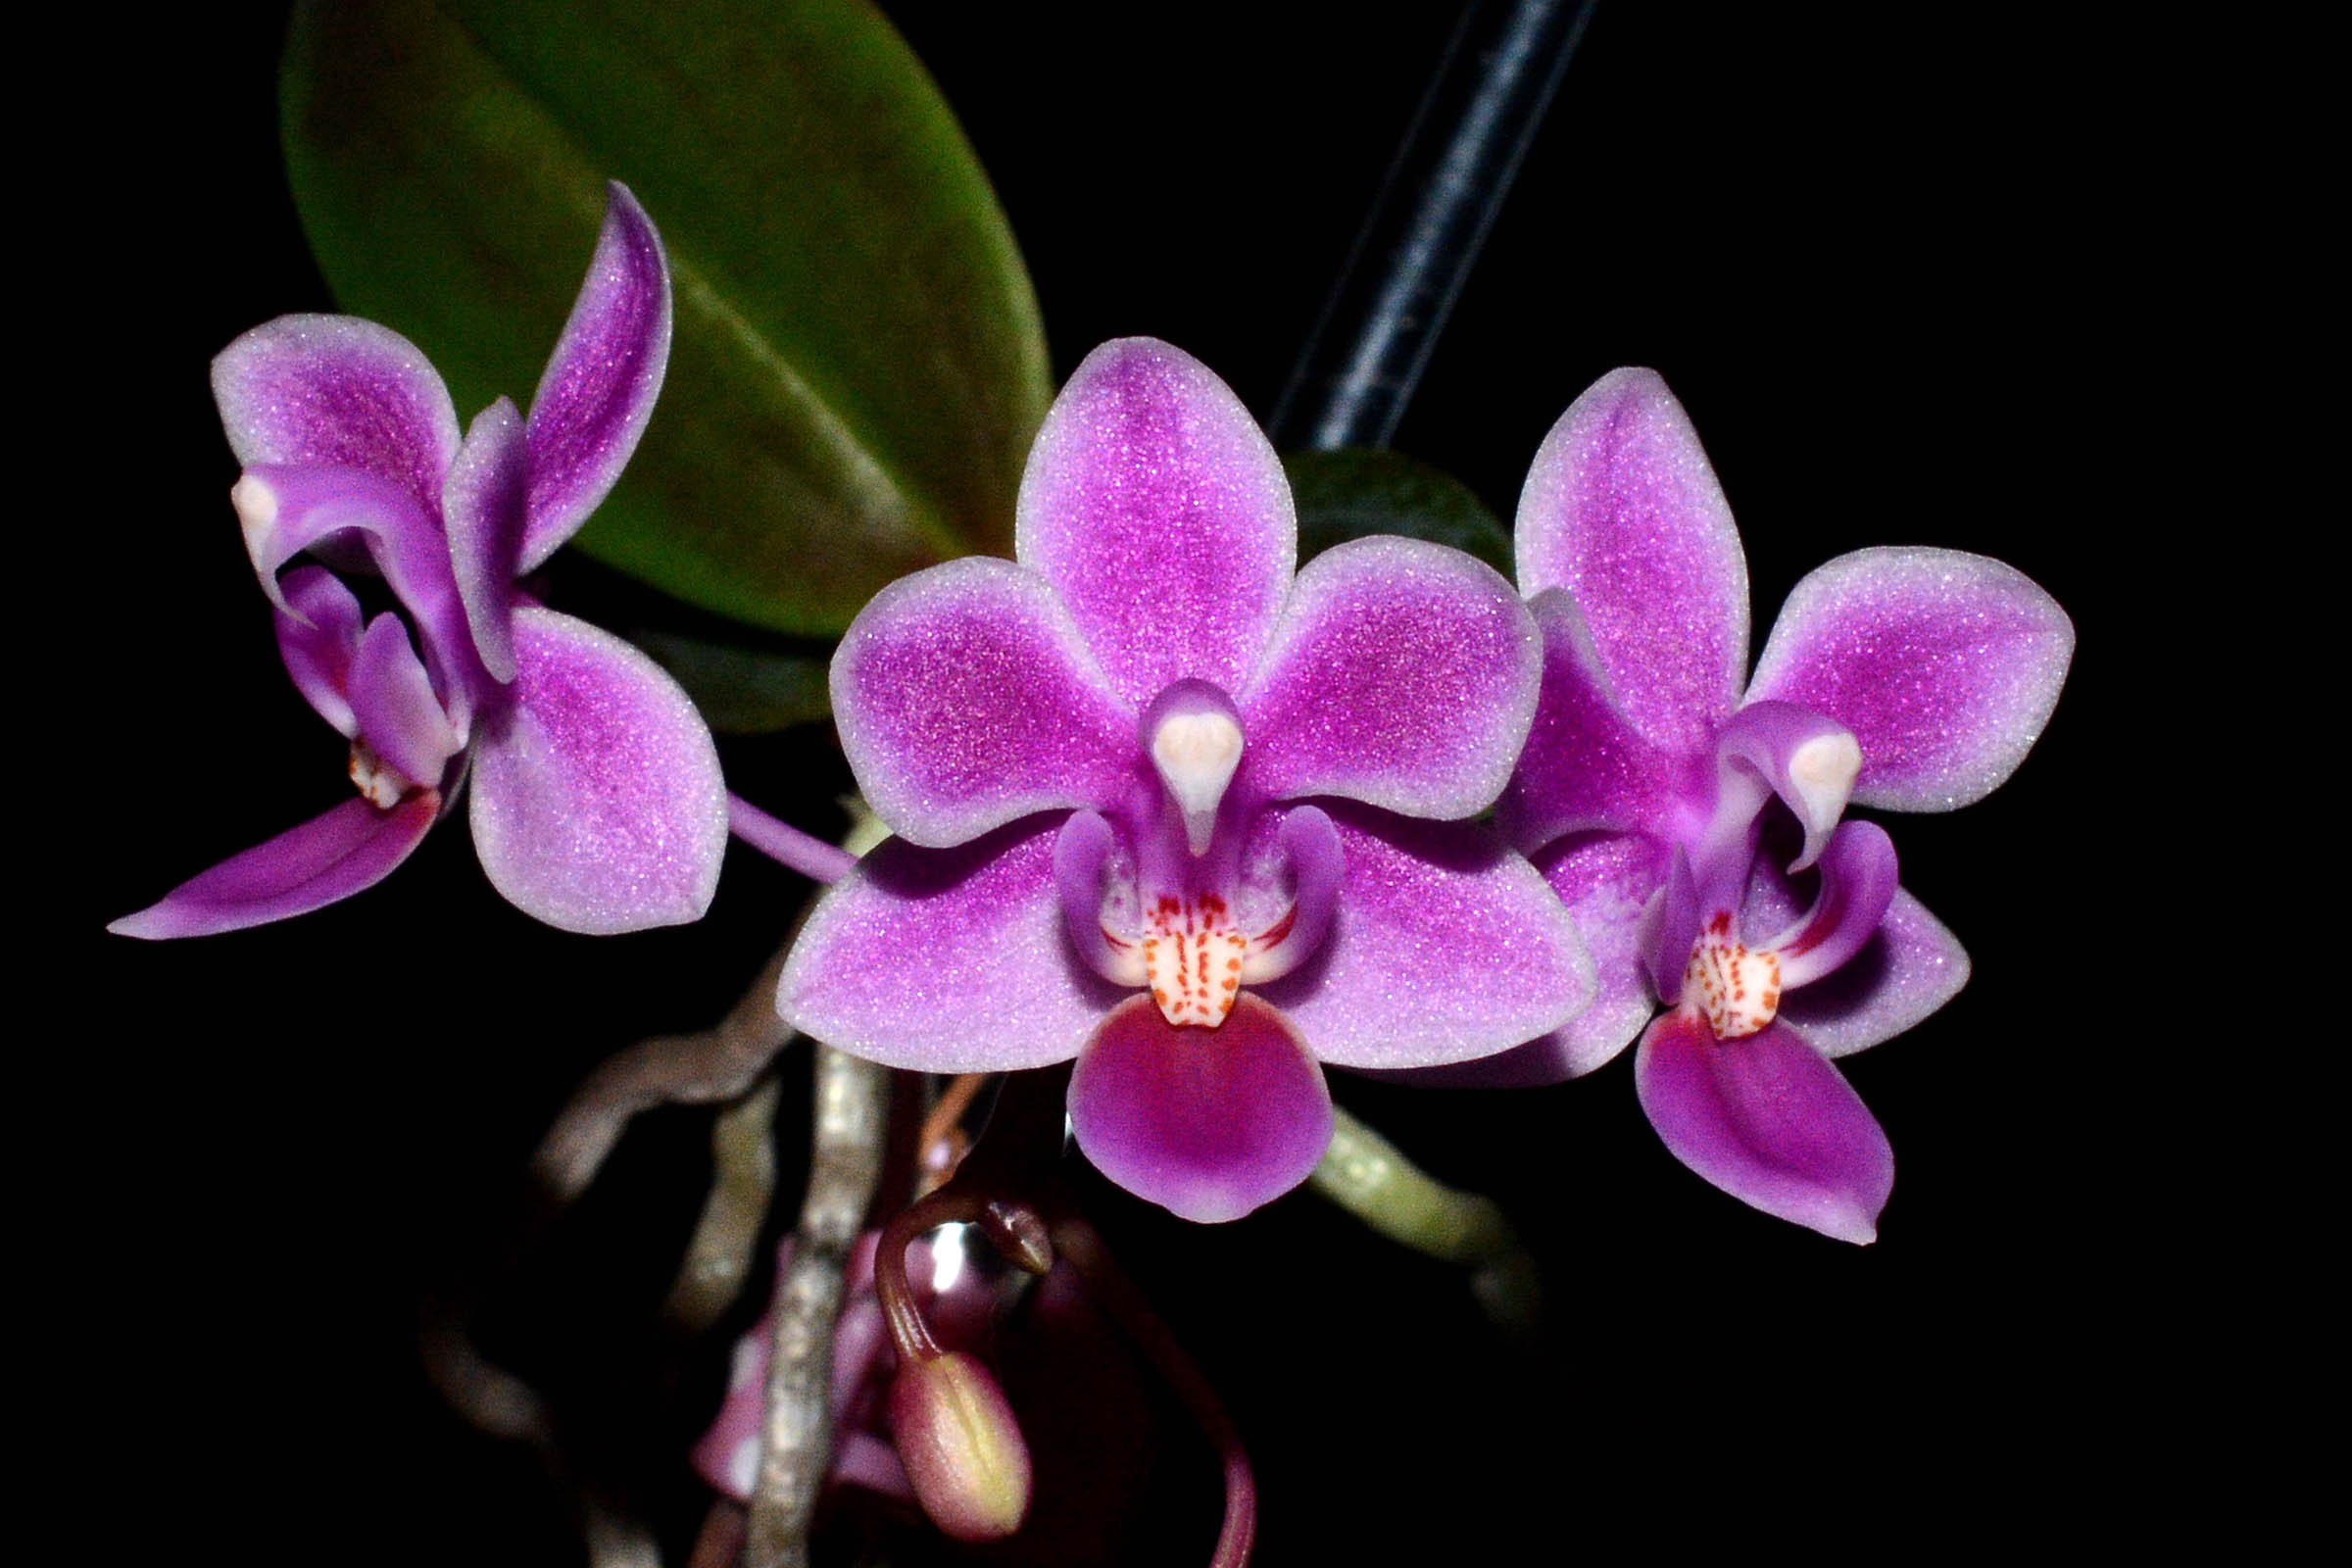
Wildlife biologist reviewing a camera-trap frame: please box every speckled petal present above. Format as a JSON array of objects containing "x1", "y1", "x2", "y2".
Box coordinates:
[
  {"x1": 349, "y1": 613, "x2": 464, "y2": 787},
  {"x1": 1253, "y1": 807, "x2": 1592, "y2": 1069},
  {"x1": 1635, "y1": 1011, "x2": 1893, "y2": 1245},
  {"x1": 272, "y1": 566, "x2": 367, "y2": 738},
  {"x1": 466, "y1": 608, "x2": 727, "y2": 933},
  {"x1": 1747, "y1": 865, "x2": 1971, "y2": 1058},
  {"x1": 108, "y1": 793, "x2": 439, "y2": 940},
  {"x1": 522, "y1": 182, "x2": 672, "y2": 568},
  {"x1": 1513, "y1": 368, "x2": 1747, "y2": 751},
  {"x1": 1384, "y1": 829, "x2": 1666, "y2": 1086},
  {"x1": 213, "y1": 315, "x2": 460, "y2": 507},
  {"x1": 778, "y1": 820, "x2": 1128, "y2": 1072},
  {"x1": 1068, "y1": 995, "x2": 1333, "y2": 1223},
  {"x1": 1014, "y1": 338, "x2": 1294, "y2": 704},
  {"x1": 831, "y1": 559, "x2": 1137, "y2": 848},
  {"x1": 1496, "y1": 589, "x2": 1696, "y2": 854},
  {"x1": 1239, "y1": 537, "x2": 1540, "y2": 819},
  {"x1": 1745, "y1": 547, "x2": 2074, "y2": 812},
  {"x1": 444, "y1": 398, "x2": 530, "y2": 683}
]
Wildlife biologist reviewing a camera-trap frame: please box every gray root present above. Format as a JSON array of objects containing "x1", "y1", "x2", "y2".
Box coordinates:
[{"x1": 742, "y1": 1045, "x2": 891, "y2": 1568}]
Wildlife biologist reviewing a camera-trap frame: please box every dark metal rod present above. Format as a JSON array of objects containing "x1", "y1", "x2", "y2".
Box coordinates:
[{"x1": 1268, "y1": 0, "x2": 1597, "y2": 452}]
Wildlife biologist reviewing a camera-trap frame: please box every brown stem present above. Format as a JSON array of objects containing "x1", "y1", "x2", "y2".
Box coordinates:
[
  {"x1": 742, "y1": 1046, "x2": 892, "y2": 1568},
  {"x1": 531, "y1": 938, "x2": 801, "y2": 1209},
  {"x1": 1050, "y1": 1214, "x2": 1257, "y2": 1568},
  {"x1": 872, "y1": 1185, "x2": 992, "y2": 1364},
  {"x1": 665, "y1": 1075, "x2": 784, "y2": 1333}
]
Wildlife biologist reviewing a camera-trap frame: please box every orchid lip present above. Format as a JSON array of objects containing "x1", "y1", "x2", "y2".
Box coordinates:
[{"x1": 1141, "y1": 679, "x2": 1245, "y2": 858}]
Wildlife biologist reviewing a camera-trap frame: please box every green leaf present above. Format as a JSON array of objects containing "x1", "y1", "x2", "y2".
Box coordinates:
[
  {"x1": 281, "y1": 0, "x2": 1052, "y2": 635},
  {"x1": 1282, "y1": 448, "x2": 1514, "y2": 577},
  {"x1": 632, "y1": 631, "x2": 832, "y2": 734}
]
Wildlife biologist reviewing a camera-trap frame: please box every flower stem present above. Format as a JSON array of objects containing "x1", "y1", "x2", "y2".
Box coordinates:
[
  {"x1": 1310, "y1": 1106, "x2": 1541, "y2": 1330},
  {"x1": 727, "y1": 792, "x2": 858, "y2": 882},
  {"x1": 1268, "y1": 0, "x2": 1596, "y2": 451},
  {"x1": 1051, "y1": 1213, "x2": 1257, "y2": 1568}
]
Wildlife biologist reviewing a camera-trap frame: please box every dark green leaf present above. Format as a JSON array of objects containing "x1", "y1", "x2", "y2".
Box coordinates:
[
  {"x1": 281, "y1": 0, "x2": 1051, "y2": 635},
  {"x1": 1282, "y1": 448, "x2": 1514, "y2": 576},
  {"x1": 633, "y1": 632, "x2": 832, "y2": 733}
]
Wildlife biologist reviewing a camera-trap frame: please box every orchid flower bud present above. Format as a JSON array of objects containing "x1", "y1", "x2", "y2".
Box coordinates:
[{"x1": 887, "y1": 1349, "x2": 1032, "y2": 1542}]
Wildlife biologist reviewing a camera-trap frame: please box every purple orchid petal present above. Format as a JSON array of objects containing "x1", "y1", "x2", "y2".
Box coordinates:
[
  {"x1": 1238, "y1": 537, "x2": 1540, "y2": 819},
  {"x1": 1014, "y1": 338, "x2": 1294, "y2": 706},
  {"x1": 1513, "y1": 368, "x2": 1748, "y2": 751},
  {"x1": 1054, "y1": 810, "x2": 1150, "y2": 987},
  {"x1": 466, "y1": 608, "x2": 727, "y2": 933},
  {"x1": 1384, "y1": 829, "x2": 1667, "y2": 1087},
  {"x1": 349, "y1": 612, "x2": 465, "y2": 788},
  {"x1": 272, "y1": 566, "x2": 367, "y2": 738},
  {"x1": 213, "y1": 315, "x2": 461, "y2": 507},
  {"x1": 1777, "y1": 886, "x2": 1971, "y2": 1059},
  {"x1": 522, "y1": 182, "x2": 673, "y2": 569},
  {"x1": 780, "y1": 820, "x2": 1129, "y2": 1072},
  {"x1": 1495, "y1": 589, "x2": 1696, "y2": 853},
  {"x1": 1745, "y1": 547, "x2": 2075, "y2": 812},
  {"x1": 232, "y1": 463, "x2": 483, "y2": 716},
  {"x1": 108, "y1": 793, "x2": 440, "y2": 940},
  {"x1": 1523, "y1": 830, "x2": 1670, "y2": 1078},
  {"x1": 1634, "y1": 1010, "x2": 1894, "y2": 1245},
  {"x1": 1067, "y1": 994, "x2": 1333, "y2": 1223},
  {"x1": 1761, "y1": 819, "x2": 1900, "y2": 989},
  {"x1": 1715, "y1": 701, "x2": 1860, "y2": 872},
  {"x1": 1253, "y1": 808, "x2": 1593, "y2": 1069},
  {"x1": 444, "y1": 398, "x2": 530, "y2": 684},
  {"x1": 831, "y1": 559, "x2": 1138, "y2": 849}
]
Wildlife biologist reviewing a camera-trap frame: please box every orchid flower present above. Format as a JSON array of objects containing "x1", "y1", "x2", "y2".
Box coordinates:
[
  {"x1": 778, "y1": 338, "x2": 1592, "y2": 1223},
  {"x1": 112, "y1": 184, "x2": 727, "y2": 939},
  {"x1": 1490, "y1": 368, "x2": 2074, "y2": 1243}
]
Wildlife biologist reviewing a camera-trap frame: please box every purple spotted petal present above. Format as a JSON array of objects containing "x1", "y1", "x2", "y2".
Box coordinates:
[
  {"x1": 1760, "y1": 819, "x2": 1899, "y2": 988},
  {"x1": 1513, "y1": 368, "x2": 1747, "y2": 751},
  {"x1": 444, "y1": 398, "x2": 530, "y2": 683},
  {"x1": 1386, "y1": 829, "x2": 1667, "y2": 1087},
  {"x1": 1635, "y1": 1011, "x2": 1893, "y2": 1244},
  {"x1": 273, "y1": 566, "x2": 367, "y2": 738},
  {"x1": 779, "y1": 820, "x2": 1128, "y2": 1072},
  {"x1": 831, "y1": 559, "x2": 1138, "y2": 848},
  {"x1": 1778, "y1": 887, "x2": 1970, "y2": 1059},
  {"x1": 1239, "y1": 537, "x2": 1540, "y2": 819},
  {"x1": 522, "y1": 182, "x2": 673, "y2": 568},
  {"x1": 466, "y1": 608, "x2": 727, "y2": 933},
  {"x1": 349, "y1": 613, "x2": 464, "y2": 786},
  {"x1": 1517, "y1": 830, "x2": 1670, "y2": 1078},
  {"x1": 213, "y1": 315, "x2": 460, "y2": 507},
  {"x1": 1067, "y1": 995, "x2": 1333, "y2": 1223},
  {"x1": 1495, "y1": 589, "x2": 1697, "y2": 853},
  {"x1": 1014, "y1": 338, "x2": 1294, "y2": 705},
  {"x1": 232, "y1": 464, "x2": 482, "y2": 714},
  {"x1": 1253, "y1": 808, "x2": 1592, "y2": 1069},
  {"x1": 1746, "y1": 547, "x2": 2075, "y2": 812},
  {"x1": 108, "y1": 793, "x2": 440, "y2": 940}
]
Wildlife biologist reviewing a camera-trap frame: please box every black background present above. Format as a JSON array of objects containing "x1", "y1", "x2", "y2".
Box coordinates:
[{"x1": 52, "y1": 2, "x2": 2161, "y2": 1561}]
